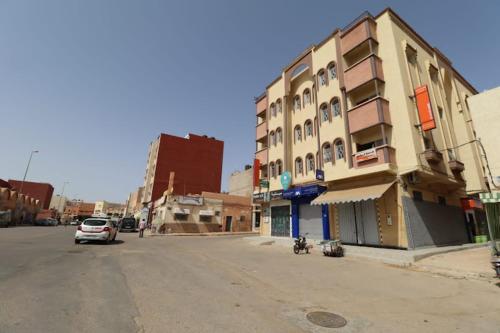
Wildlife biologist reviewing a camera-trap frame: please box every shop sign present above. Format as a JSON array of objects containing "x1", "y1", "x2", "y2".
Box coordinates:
[
  {"x1": 253, "y1": 192, "x2": 270, "y2": 203},
  {"x1": 178, "y1": 196, "x2": 203, "y2": 206},
  {"x1": 259, "y1": 179, "x2": 269, "y2": 188},
  {"x1": 280, "y1": 171, "x2": 292, "y2": 190},
  {"x1": 283, "y1": 185, "x2": 326, "y2": 199},
  {"x1": 415, "y1": 85, "x2": 436, "y2": 131},
  {"x1": 315, "y1": 169, "x2": 324, "y2": 181},
  {"x1": 355, "y1": 148, "x2": 377, "y2": 162},
  {"x1": 270, "y1": 190, "x2": 283, "y2": 201}
]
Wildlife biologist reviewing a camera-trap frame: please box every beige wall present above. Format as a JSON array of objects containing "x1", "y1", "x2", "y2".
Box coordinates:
[
  {"x1": 468, "y1": 87, "x2": 500, "y2": 192},
  {"x1": 228, "y1": 168, "x2": 253, "y2": 197}
]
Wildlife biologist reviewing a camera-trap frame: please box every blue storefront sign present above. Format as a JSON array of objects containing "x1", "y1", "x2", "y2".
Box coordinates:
[{"x1": 282, "y1": 184, "x2": 330, "y2": 240}]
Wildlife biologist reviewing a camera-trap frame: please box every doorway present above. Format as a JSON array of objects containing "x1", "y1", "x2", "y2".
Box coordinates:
[
  {"x1": 338, "y1": 200, "x2": 379, "y2": 245},
  {"x1": 225, "y1": 216, "x2": 232, "y2": 232},
  {"x1": 271, "y1": 206, "x2": 290, "y2": 237}
]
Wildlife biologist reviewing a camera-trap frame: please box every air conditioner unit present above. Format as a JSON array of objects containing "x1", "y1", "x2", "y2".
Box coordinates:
[{"x1": 407, "y1": 172, "x2": 420, "y2": 185}]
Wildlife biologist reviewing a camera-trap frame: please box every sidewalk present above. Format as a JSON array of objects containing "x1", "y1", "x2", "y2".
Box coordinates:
[
  {"x1": 244, "y1": 236, "x2": 491, "y2": 269},
  {"x1": 148, "y1": 231, "x2": 259, "y2": 237}
]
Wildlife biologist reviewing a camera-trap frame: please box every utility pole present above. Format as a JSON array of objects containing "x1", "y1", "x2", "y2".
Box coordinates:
[
  {"x1": 19, "y1": 150, "x2": 39, "y2": 195},
  {"x1": 57, "y1": 181, "x2": 69, "y2": 216}
]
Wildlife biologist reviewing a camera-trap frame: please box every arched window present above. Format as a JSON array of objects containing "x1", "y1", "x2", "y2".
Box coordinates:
[
  {"x1": 276, "y1": 160, "x2": 283, "y2": 176},
  {"x1": 318, "y1": 69, "x2": 327, "y2": 87},
  {"x1": 276, "y1": 99, "x2": 282, "y2": 113},
  {"x1": 303, "y1": 89, "x2": 311, "y2": 106},
  {"x1": 269, "y1": 130, "x2": 276, "y2": 146},
  {"x1": 270, "y1": 103, "x2": 276, "y2": 118},
  {"x1": 331, "y1": 98, "x2": 341, "y2": 117},
  {"x1": 270, "y1": 162, "x2": 276, "y2": 178},
  {"x1": 293, "y1": 95, "x2": 301, "y2": 112},
  {"x1": 306, "y1": 154, "x2": 315, "y2": 173},
  {"x1": 334, "y1": 139, "x2": 345, "y2": 160},
  {"x1": 276, "y1": 127, "x2": 283, "y2": 144},
  {"x1": 295, "y1": 157, "x2": 303, "y2": 177},
  {"x1": 294, "y1": 125, "x2": 302, "y2": 143},
  {"x1": 304, "y1": 120, "x2": 313, "y2": 138},
  {"x1": 322, "y1": 143, "x2": 333, "y2": 163},
  {"x1": 320, "y1": 103, "x2": 330, "y2": 123},
  {"x1": 328, "y1": 62, "x2": 337, "y2": 80}
]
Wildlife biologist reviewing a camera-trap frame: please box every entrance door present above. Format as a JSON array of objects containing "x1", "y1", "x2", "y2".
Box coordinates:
[
  {"x1": 338, "y1": 200, "x2": 379, "y2": 245},
  {"x1": 225, "y1": 216, "x2": 232, "y2": 232},
  {"x1": 254, "y1": 212, "x2": 261, "y2": 229},
  {"x1": 271, "y1": 206, "x2": 290, "y2": 237},
  {"x1": 298, "y1": 204, "x2": 323, "y2": 240}
]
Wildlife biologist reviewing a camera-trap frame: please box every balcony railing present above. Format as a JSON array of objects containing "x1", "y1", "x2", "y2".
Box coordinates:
[
  {"x1": 424, "y1": 149, "x2": 443, "y2": 164},
  {"x1": 255, "y1": 148, "x2": 268, "y2": 166},
  {"x1": 348, "y1": 97, "x2": 391, "y2": 134},
  {"x1": 449, "y1": 160, "x2": 465, "y2": 173},
  {"x1": 341, "y1": 17, "x2": 377, "y2": 56},
  {"x1": 256, "y1": 121, "x2": 268, "y2": 141},
  {"x1": 352, "y1": 145, "x2": 395, "y2": 169},
  {"x1": 344, "y1": 55, "x2": 384, "y2": 93}
]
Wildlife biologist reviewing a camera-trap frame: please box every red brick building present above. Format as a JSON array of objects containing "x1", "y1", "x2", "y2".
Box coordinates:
[
  {"x1": 142, "y1": 133, "x2": 224, "y2": 203},
  {"x1": 8, "y1": 180, "x2": 54, "y2": 210}
]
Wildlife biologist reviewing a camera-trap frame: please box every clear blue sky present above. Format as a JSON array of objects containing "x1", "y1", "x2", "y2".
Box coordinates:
[{"x1": 1, "y1": 0, "x2": 499, "y2": 203}]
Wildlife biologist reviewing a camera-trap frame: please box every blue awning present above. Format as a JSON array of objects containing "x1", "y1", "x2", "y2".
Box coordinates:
[{"x1": 283, "y1": 184, "x2": 326, "y2": 199}]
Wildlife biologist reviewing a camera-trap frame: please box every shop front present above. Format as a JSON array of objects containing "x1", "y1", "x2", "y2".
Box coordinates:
[{"x1": 283, "y1": 185, "x2": 329, "y2": 241}]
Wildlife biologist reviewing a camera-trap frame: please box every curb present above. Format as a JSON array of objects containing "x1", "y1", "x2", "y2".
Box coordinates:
[{"x1": 148, "y1": 231, "x2": 259, "y2": 237}]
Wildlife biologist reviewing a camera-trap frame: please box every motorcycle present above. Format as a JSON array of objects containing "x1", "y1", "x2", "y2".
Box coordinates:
[
  {"x1": 293, "y1": 234, "x2": 312, "y2": 254},
  {"x1": 491, "y1": 249, "x2": 500, "y2": 278}
]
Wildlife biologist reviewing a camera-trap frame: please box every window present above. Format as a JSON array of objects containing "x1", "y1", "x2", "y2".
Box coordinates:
[
  {"x1": 295, "y1": 158, "x2": 303, "y2": 176},
  {"x1": 438, "y1": 106, "x2": 443, "y2": 119},
  {"x1": 334, "y1": 139, "x2": 345, "y2": 160},
  {"x1": 413, "y1": 191, "x2": 423, "y2": 201},
  {"x1": 438, "y1": 196, "x2": 446, "y2": 206},
  {"x1": 447, "y1": 149, "x2": 455, "y2": 161},
  {"x1": 276, "y1": 159, "x2": 283, "y2": 176},
  {"x1": 200, "y1": 215, "x2": 212, "y2": 223},
  {"x1": 294, "y1": 125, "x2": 302, "y2": 143},
  {"x1": 270, "y1": 103, "x2": 276, "y2": 118},
  {"x1": 322, "y1": 143, "x2": 332, "y2": 163},
  {"x1": 270, "y1": 162, "x2": 276, "y2": 178},
  {"x1": 304, "y1": 120, "x2": 313, "y2": 138},
  {"x1": 303, "y1": 89, "x2": 311, "y2": 106},
  {"x1": 320, "y1": 103, "x2": 329, "y2": 123},
  {"x1": 306, "y1": 154, "x2": 315, "y2": 173},
  {"x1": 328, "y1": 62, "x2": 337, "y2": 80},
  {"x1": 293, "y1": 95, "x2": 301, "y2": 111},
  {"x1": 276, "y1": 127, "x2": 283, "y2": 144},
  {"x1": 331, "y1": 98, "x2": 341, "y2": 117},
  {"x1": 174, "y1": 213, "x2": 188, "y2": 221},
  {"x1": 276, "y1": 99, "x2": 282, "y2": 113},
  {"x1": 318, "y1": 70, "x2": 326, "y2": 87},
  {"x1": 269, "y1": 131, "x2": 276, "y2": 146}
]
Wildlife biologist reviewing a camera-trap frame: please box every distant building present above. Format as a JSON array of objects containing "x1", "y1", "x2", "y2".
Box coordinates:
[
  {"x1": 63, "y1": 201, "x2": 95, "y2": 221},
  {"x1": 1, "y1": 179, "x2": 41, "y2": 225},
  {"x1": 124, "y1": 187, "x2": 144, "y2": 217},
  {"x1": 49, "y1": 195, "x2": 69, "y2": 214},
  {"x1": 141, "y1": 133, "x2": 224, "y2": 205},
  {"x1": 8, "y1": 180, "x2": 54, "y2": 210},
  {"x1": 228, "y1": 165, "x2": 253, "y2": 197},
  {"x1": 94, "y1": 200, "x2": 125, "y2": 217},
  {"x1": 152, "y1": 192, "x2": 252, "y2": 234}
]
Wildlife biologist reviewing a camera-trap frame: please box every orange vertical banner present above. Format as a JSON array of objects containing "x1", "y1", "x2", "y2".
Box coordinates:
[
  {"x1": 415, "y1": 85, "x2": 436, "y2": 131},
  {"x1": 253, "y1": 159, "x2": 260, "y2": 187}
]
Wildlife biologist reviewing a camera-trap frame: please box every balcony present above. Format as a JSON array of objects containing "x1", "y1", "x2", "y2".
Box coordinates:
[
  {"x1": 348, "y1": 97, "x2": 391, "y2": 134},
  {"x1": 424, "y1": 149, "x2": 443, "y2": 164},
  {"x1": 341, "y1": 18, "x2": 377, "y2": 56},
  {"x1": 449, "y1": 160, "x2": 465, "y2": 173},
  {"x1": 344, "y1": 55, "x2": 384, "y2": 93},
  {"x1": 255, "y1": 148, "x2": 268, "y2": 166},
  {"x1": 256, "y1": 121, "x2": 268, "y2": 141},
  {"x1": 352, "y1": 145, "x2": 395, "y2": 169},
  {"x1": 256, "y1": 96, "x2": 267, "y2": 116}
]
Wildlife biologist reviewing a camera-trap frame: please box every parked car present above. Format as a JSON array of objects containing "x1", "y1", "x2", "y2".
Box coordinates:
[
  {"x1": 75, "y1": 218, "x2": 118, "y2": 244},
  {"x1": 35, "y1": 218, "x2": 58, "y2": 226},
  {"x1": 119, "y1": 217, "x2": 137, "y2": 232},
  {"x1": 0, "y1": 211, "x2": 11, "y2": 228},
  {"x1": 69, "y1": 220, "x2": 79, "y2": 225}
]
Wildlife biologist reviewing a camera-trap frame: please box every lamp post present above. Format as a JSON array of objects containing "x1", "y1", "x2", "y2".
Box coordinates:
[{"x1": 19, "y1": 150, "x2": 39, "y2": 195}]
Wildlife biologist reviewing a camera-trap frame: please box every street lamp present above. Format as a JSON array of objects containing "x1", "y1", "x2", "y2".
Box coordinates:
[{"x1": 19, "y1": 150, "x2": 39, "y2": 195}]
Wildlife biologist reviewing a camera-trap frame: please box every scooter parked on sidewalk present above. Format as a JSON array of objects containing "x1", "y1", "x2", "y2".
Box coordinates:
[{"x1": 293, "y1": 233, "x2": 313, "y2": 254}]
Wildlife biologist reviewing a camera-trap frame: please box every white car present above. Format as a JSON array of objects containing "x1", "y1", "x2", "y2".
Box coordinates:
[{"x1": 75, "y1": 218, "x2": 118, "y2": 244}]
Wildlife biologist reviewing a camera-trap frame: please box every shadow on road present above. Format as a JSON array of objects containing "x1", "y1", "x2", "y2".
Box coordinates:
[{"x1": 77, "y1": 240, "x2": 125, "y2": 246}]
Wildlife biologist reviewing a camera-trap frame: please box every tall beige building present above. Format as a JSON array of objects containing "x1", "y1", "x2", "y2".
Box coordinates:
[{"x1": 253, "y1": 8, "x2": 487, "y2": 249}]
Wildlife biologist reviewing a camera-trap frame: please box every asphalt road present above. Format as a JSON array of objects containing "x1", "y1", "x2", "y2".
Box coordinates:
[{"x1": 1, "y1": 227, "x2": 499, "y2": 333}]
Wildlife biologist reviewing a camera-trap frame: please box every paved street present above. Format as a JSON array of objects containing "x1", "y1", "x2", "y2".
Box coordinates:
[{"x1": 1, "y1": 227, "x2": 499, "y2": 333}]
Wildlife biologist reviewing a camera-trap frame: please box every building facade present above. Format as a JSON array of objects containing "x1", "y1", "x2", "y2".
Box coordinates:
[
  {"x1": 63, "y1": 201, "x2": 95, "y2": 221},
  {"x1": 8, "y1": 180, "x2": 54, "y2": 210},
  {"x1": 0, "y1": 180, "x2": 41, "y2": 225},
  {"x1": 253, "y1": 8, "x2": 486, "y2": 249},
  {"x1": 49, "y1": 195, "x2": 68, "y2": 215},
  {"x1": 93, "y1": 200, "x2": 125, "y2": 217},
  {"x1": 124, "y1": 186, "x2": 144, "y2": 217},
  {"x1": 141, "y1": 133, "x2": 224, "y2": 205},
  {"x1": 228, "y1": 166, "x2": 254, "y2": 197}
]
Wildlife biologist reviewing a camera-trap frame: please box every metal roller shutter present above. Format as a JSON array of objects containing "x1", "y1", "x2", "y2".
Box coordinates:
[
  {"x1": 299, "y1": 204, "x2": 323, "y2": 240},
  {"x1": 359, "y1": 200, "x2": 379, "y2": 245},
  {"x1": 338, "y1": 203, "x2": 357, "y2": 244}
]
